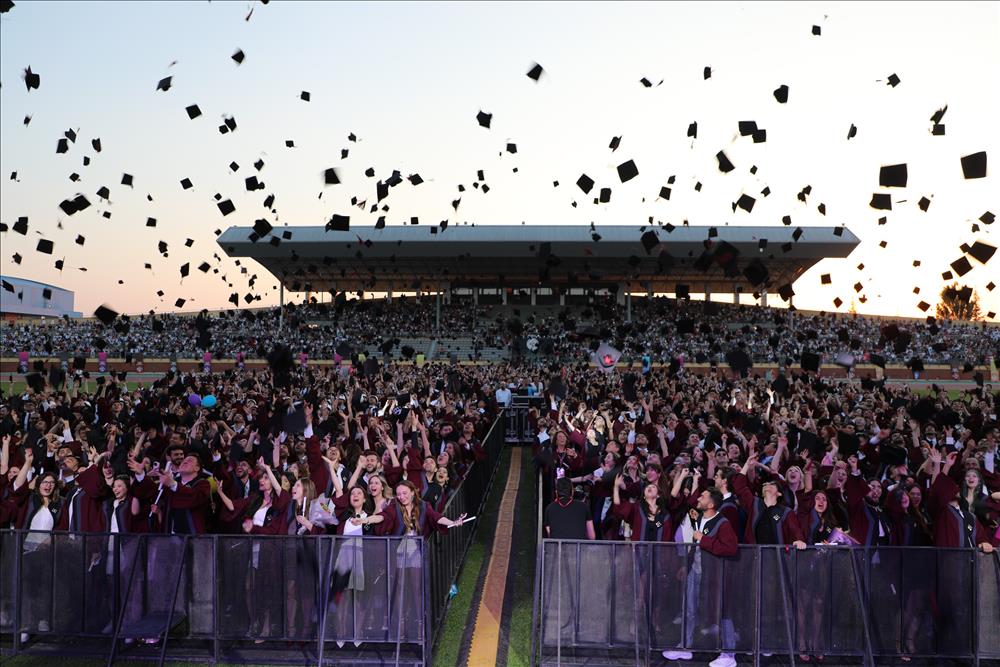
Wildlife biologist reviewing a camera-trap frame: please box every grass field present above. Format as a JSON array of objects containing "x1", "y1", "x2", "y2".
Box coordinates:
[{"x1": 432, "y1": 447, "x2": 512, "y2": 667}]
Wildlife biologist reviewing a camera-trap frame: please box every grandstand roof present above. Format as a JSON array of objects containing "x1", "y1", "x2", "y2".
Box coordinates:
[{"x1": 218, "y1": 224, "x2": 860, "y2": 294}]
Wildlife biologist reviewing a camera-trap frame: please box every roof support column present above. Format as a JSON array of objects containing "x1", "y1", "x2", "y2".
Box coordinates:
[
  {"x1": 704, "y1": 283, "x2": 712, "y2": 302},
  {"x1": 734, "y1": 285, "x2": 741, "y2": 306},
  {"x1": 502, "y1": 288, "x2": 507, "y2": 305},
  {"x1": 761, "y1": 289, "x2": 768, "y2": 307},
  {"x1": 435, "y1": 289, "x2": 441, "y2": 334},
  {"x1": 559, "y1": 288, "x2": 565, "y2": 306},
  {"x1": 626, "y1": 290, "x2": 632, "y2": 323},
  {"x1": 473, "y1": 287, "x2": 479, "y2": 307},
  {"x1": 530, "y1": 288, "x2": 536, "y2": 306},
  {"x1": 387, "y1": 282, "x2": 393, "y2": 304}
]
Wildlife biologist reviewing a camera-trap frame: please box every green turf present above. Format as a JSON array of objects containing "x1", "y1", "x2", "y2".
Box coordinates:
[
  {"x1": 432, "y1": 447, "x2": 512, "y2": 667},
  {"x1": 504, "y1": 452, "x2": 538, "y2": 667}
]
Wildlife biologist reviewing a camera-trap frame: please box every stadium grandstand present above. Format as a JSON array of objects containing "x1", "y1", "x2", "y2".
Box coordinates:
[{"x1": 0, "y1": 276, "x2": 81, "y2": 321}]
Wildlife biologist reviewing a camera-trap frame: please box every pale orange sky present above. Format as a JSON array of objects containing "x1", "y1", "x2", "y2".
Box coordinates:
[{"x1": 1, "y1": 1, "x2": 997, "y2": 319}]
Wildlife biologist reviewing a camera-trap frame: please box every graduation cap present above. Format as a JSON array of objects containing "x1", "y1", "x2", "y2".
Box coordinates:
[
  {"x1": 736, "y1": 194, "x2": 755, "y2": 212},
  {"x1": 870, "y1": 194, "x2": 892, "y2": 210},
  {"x1": 918, "y1": 196, "x2": 931, "y2": 212},
  {"x1": 13, "y1": 217, "x2": 28, "y2": 234},
  {"x1": 326, "y1": 214, "x2": 350, "y2": 232},
  {"x1": 777, "y1": 284, "x2": 795, "y2": 302},
  {"x1": 576, "y1": 174, "x2": 594, "y2": 194},
  {"x1": 617, "y1": 159, "x2": 639, "y2": 182},
  {"x1": 675, "y1": 284, "x2": 691, "y2": 300},
  {"x1": 743, "y1": 259, "x2": 768, "y2": 286},
  {"x1": 640, "y1": 230, "x2": 659, "y2": 254},
  {"x1": 476, "y1": 110, "x2": 492, "y2": 128},
  {"x1": 94, "y1": 304, "x2": 118, "y2": 325},
  {"x1": 36, "y1": 239, "x2": 54, "y2": 254},
  {"x1": 949, "y1": 256, "x2": 973, "y2": 277},
  {"x1": 217, "y1": 199, "x2": 235, "y2": 216},
  {"x1": 232, "y1": 48, "x2": 245, "y2": 64},
  {"x1": 879, "y1": 163, "x2": 908, "y2": 188},
  {"x1": 968, "y1": 241, "x2": 996, "y2": 265},
  {"x1": 961, "y1": 151, "x2": 987, "y2": 179},
  {"x1": 886, "y1": 73, "x2": 901, "y2": 87},
  {"x1": 773, "y1": 84, "x2": 789, "y2": 103},
  {"x1": 20, "y1": 65, "x2": 41, "y2": 92},
  {"x1": 185, "y1": 104, "x2": 202, "y2": 119},
  {"x1": 324, "y1": 168, "x2": 341, "y2": 185},
  {"x1": 599, "y1": 188, "x2": 611, "y2": 203},
  {"x1": 801, "y1": 351, "x2": 820, "y2": 373},
  {"x1": 716, "y1": 151, "x2": 735, "y2": 173},
  {"x1": 121, "y1": 173, "x2": 133, "y2": 187}
]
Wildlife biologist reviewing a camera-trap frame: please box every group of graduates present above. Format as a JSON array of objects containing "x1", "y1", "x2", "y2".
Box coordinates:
[
  {"x1": 0, "y1": 361, "x2": 493, "y2": 642},
  {"x1": 537, "y1": 365, "x2": 999, "y2": 665}
]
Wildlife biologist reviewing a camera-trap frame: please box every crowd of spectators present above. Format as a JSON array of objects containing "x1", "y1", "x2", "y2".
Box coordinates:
[
  {"x1": 2, "y1": 296, "x2": 998, "y2": 368},
  {"x1": 536, "y1": 362, "x2": 999, "y2": 664},
  {"x1": 0, "y1": 359, "x2": 501, "y2": 642}
]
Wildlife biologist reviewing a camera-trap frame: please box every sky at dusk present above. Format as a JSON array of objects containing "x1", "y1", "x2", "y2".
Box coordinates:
[{"x1": 1, "y1": 1, "x2": 998, "y2": 319}]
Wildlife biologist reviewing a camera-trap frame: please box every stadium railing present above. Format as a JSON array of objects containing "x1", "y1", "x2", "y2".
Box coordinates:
[
  {"x1": 0, "y1": 414, "x2": 506, "y2": 667},
  {"x1": 530, "y1": 540, "x2": 1000, "y2": 667}
]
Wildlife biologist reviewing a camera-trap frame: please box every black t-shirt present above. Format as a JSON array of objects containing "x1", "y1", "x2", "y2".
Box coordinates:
[{"x1": 544, "y1": 499, "x2": 591, "y2": 540}]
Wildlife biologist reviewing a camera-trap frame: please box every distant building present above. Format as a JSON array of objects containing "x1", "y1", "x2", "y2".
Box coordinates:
[{"x1": 0, "y1": 275, "x2": 82, "y2": 320}]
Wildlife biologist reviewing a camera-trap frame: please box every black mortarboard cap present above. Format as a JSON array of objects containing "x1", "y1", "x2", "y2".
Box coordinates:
[
  {"x1": 918, "y1": 196, "x2": 931, "y2": 212},
  {"x1": 800, "y1": 351, "x2": 820, "y2": 373},
  {"x1": 778, "y1": 284, "x2": 795, "y2": 301},
  {"x1": 217, "y1": 199, "x2": 235, "y2": 216},
  {"x1": 886, "y1": 73, "x2": 900, "y2": 87},
  {"x1": 576, "y1": 174, "x2": 594, "y2": 194},
  {"x1": 968, "y1": 241, "x2": 996, "y2": 265},
  {"x1": 23, "y1": 66, "x2": 40, "y2": 91},
  {"x1": 743, "y1": 259, "x2": 768, "y2": 286},
  {"x1": 156, "y1": 76, "x2": 172, "y2": 92},
  {"x1": 847, "y1": 124, "x2": 857, "y2": 140},
  {"x1": 185, "y1": 104, "x2": 201, "y2": 119},
  {"x1": 121, "y1": 173, "x2": 133, "y2": 187},
  {"x1": 599, "y1": 188, "x2": 611, "y2": 203},
  {"x1": 870, "y1": 354, "x2": 886, "y2": 369},
  {"x1": 175, "y1": 298, "x2": 186, "y2": 308},
  {"x1": 870, "y1": 194, "x2": 892, "y2": 210},
  {"x1": 13, "y1": 217, "x2": 28, "y2": 234},
  {"x1": 180, "y1": 262, "x2": 190, "y2": 278},
  {"x1": 879, "y1": 163, "x2": 908, "y2": 187},
  {"x1": 300, "y1": 91, "x2": 310, "y2": 101},
  {"x1": 961, "y1": 151, "x2": 986, "y2": 179},
  {"x1": 326, "y1": 214, "x2": 350, "y2": 232},
  {"x1": 716, "y1": 151, "x2": 734, "y2": 173},
  {"x1": 703, "y1": 66, "x2": 712, "y2": 79},
  {"x1": 949, "y1": 256, "x2": 973, "y2": 277},
  {"x1": 736, "y1": 194, "x2": 755, "y2": 212},
  {"x1": 526, "y1": 62, "x2": 543, "y2": 81},
  {"x1": 94, "y1": 304, "x2": 118, "y2": 325},
  {"x1": 232, "y1": 48, "x2": 245, "y2": 64},
  {"x1": 253, "y1": 219, "x2": 272, "y2": 237},
  {"x1": 476, "y1": 110, "x2": 492, "y2": 128},
  {"x1": 617, "y1": 159, "x2": 638, "y2": 182},
  {"x1": 36, "y1": 239, "x2": 53, "y2": 254},
  {"x1": 640, "y1": 230, "x2": 659, "y2": 254},
  {"x1": 773, "y1": 84, "x2": 788, "y2": 103},
  {"x1": 675, "y1": 285, "x2": 691, "y2": 300},
  {"x1": 687, "y1": 121, "x2": 697, "y2": 138},
  {"x1": 324, "y1": 168, "x2": 340, "y2": 185}
]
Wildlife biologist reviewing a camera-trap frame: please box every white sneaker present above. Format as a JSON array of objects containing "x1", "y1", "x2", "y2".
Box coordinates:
[
  {"x1": 709, "y1": 653, "x2": 737, "y2": 667},
  {"x1": 37, "y1": 620, "x2": 50, "y2": 632},
  {"x1": 336, "y1": 641, "x2": 345, "y2": 648},
  {"x1": 20, "y1": 632, "x2": 29, "y2": 644},
  {"x1": 353, "y1": 640, "x2": 362, "y2": 647},
  {"x1": 662, "y1": 650, "x2": 694, "y2": 660}
]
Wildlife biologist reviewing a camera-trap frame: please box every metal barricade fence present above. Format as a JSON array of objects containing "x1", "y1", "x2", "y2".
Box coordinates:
[
  {"x1": 428, "y1": 409, "x2": 506, "y2": 639},
  {"x1": 532, "y1": 541, "x2": 1000, "y2": 667},
  {"x1": 0, "y1": 531, "x2": 431, "y2": 665}
]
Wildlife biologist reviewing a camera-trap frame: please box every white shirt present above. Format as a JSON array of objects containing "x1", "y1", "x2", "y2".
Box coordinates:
[
  {"x1": 25, "y1": 506, "x2": 54, "y2": 550},
  {"x1": 495, "y1": 387, "x2": 512, "y2": 406},
  {"x1": 343, "y1": 512, "x2": 367, "y2": 537}
]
